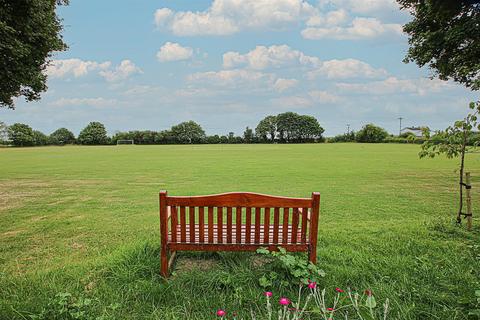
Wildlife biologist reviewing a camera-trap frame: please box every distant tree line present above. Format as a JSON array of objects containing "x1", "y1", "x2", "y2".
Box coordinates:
[
  {"x1": 328, "y1": 123, "x2": 479, "y2": 145},
  {"x1": 2, "y1": 116, "x2": 477, "y2": 147},
  {"x1": 0, "y1": 112, "x2": 325, "y2": 147}
]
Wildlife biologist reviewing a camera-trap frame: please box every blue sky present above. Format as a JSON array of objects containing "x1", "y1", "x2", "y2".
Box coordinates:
[{"x1": 1, "y1": 0, "x2": 478, "y2": 136}]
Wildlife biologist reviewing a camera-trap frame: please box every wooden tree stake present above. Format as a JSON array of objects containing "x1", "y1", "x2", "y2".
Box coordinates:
[{"x1": 466, "y1": 172, "x2": 472, "y2": 230}]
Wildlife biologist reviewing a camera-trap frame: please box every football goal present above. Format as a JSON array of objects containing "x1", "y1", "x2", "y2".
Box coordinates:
[{"x1": 116, "y1": 139, "x2": 134, "y2": 145}]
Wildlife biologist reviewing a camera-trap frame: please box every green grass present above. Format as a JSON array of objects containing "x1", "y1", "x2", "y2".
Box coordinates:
[{"x1": 0, "y1": 144, "x2": 479, "y2": 319}]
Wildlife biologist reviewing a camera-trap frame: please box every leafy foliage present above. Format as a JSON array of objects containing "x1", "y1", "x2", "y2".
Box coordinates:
[
  {"x1": 50, "y1": 128, "x2": 76, "y2": 145},
  {"x1": 243, "y1": 126, "x2": 254, "y2": 143},
  {"x1": 256, "y1": 247, "x2": 325, "y2": 288},
  {"x1": 419, "y1": 101, "x2": 480, "y2": 222},
  {"x1": 255, "y1": 115, "x2": 277, "y2": 142},
  {"x1": 328, "y1": 131, "x2": 356, "y2": 143},
  {"x1": 355, "y1": 124, "x2": 389, "y2": 143},
  {"x1": 0, "y1": 0, "x2": 68, "y2": 108},
  {"x1": 169, "y1": 121, "x2": 206, "y2": 144},
  {"x1": 8, "y1": 122, "x2": 34, "y2": 146},
  {"x1": 32, "y1": 130, "x2": 49, "y2": 146},
  {"x1": 0, "y1": 121, "x2": 8, "y2": 144},
  {"x1": 399, "y1": 0, "x2": 480, "y2": 90},
  {"x1": 419, "y1": 102, "x2": 480, "y2": 159},
  {"x1": 31, "y1": 292, "x2": 94, "y2": 320},
  {"x1": 255, "y1": 113, "x2": 324, "y2": 143},
  {"x1": 77, "y1": 122, "x2": 109, "y2": 145}
]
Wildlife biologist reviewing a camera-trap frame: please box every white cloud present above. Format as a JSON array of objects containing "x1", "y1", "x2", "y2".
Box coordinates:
[
  {"x1": 154, "y1": 0, "x2": 316, "y2": 36},
  {"x1": 223, "y1": 45, "x2": 320, "y2": 70},
  {"x1": 274, "y1": 78, "x2": 298, "y2": 92},
  {"x1": 223, "y1": 45, "x2": 386, "y2": 79},
  {"x1": 320, "y1": 0, "x2": 400, "y2": 15},
  {"x1": 302, "y1": 17, "x2": 402, "y2": 40},
  {"x1": 98, "y1": 60, "x2": 142, "y2": 82},
  {"x1": 308, "y1": 58, "x2": 387, "y2": 79},
  {"x1": 51, "y1": 97, "x2": 118, "y2": 107},
  {"x1": 336, "y1": 77, "x2": 453, "y2": 95},
  {"x1": 157, "y1": 42, "x2": 194, "y2": 62},
  {"x1": 46, "y1": 58, "x2": 142, "y2": 82},
  {"x1": 154, "y1": 8, "x2": 173, "y2": 26},
  {"x1": 187, "y1": 69, "x2": 275, "y2": 88},
  {"x1": 46, "y1": 59, "x2": 111, "y2": 78},
  {"x1": 308, "y1": 90, "x2": 341, "y2": 103},
  {"x1": 306, "y1": 9, "x2": 348, "y2": 27}
]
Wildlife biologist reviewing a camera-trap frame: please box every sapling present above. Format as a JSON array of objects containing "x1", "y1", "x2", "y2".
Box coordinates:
[{"x1": 419, "y1": 101, "x2": 480, "y2": 224}]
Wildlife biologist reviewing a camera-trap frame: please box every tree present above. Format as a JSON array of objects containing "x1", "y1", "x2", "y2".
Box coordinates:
[
  {"x1": 243, "y1": 127, "x2": 254, "y2": 143},
  {"x1": 398, "y1": 0, "x2": 480, "y2": 90},
  {"x1": 0, "y1": 121, "x2": 8, "y2": 144},
  {"x1": 1, "y1": 0, "x2": 68, "y2": 108},
  {"x1": 8, "y1": 123, "x2": 34, "y2": 146},
  {"x1": 32, "y1": 130, "x2": 49, "y2": 146},
  {"x1": 206, "y1": 135, "x2": 221, "y2": 144},
  {"x1": 50, "y1": 127, "x2": 75, "y2": 145},
  {"x1": 297, "y1": 115, "x2": 325, "y2": 142},
  {"x1": 329, "y1": 131, "x2": 356, "y2": 143},
  {"x1": 170, "y1": 121, "x2": 205, "y2": 144},
  {"x1": 419, "y1": 101, "x2": 480, "y2": 223},
  {"x1": 77, "y1": 122, "x2": 109, "y2": 145},
  {"x1": 355, "y1": 124, "x2": 389, "y2": 143},
  {"x1": 227, "y1": 132, "x2": 235, "y2": 143},
  {"x1": 256, "y1": 115, "x2": 277, "y2": 142},
  {"x1": 276, "y1": 112, "x2": 324, "y2": 143}
]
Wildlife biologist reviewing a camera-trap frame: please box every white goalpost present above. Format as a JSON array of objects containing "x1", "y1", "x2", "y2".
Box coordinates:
[{"x1": 116, "y1": 139, "x2": 134, "y2": 145}]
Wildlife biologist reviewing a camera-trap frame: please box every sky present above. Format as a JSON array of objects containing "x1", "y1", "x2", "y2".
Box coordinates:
[{"x1": 1, "y1": 0, "x2": 478, "y2": 136}]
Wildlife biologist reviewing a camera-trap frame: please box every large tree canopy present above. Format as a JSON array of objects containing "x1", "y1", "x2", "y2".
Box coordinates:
[
  {"x1": 78, "y1": 122, "x2": 109, "y2": 145},
  {"x1": 399, "y1": 0, "x2": 480, "y2": 90},
  {"x1": 50, "y1": 127, "x2": 75, "y2": 145},
  {"x1": 255, "y1": 115, "x2": 277, "y2": 142},
  {"x1": 169, "y1": 121, "x2": 206, "y2": 144},
  {"x1": 0, "y1": 0, "x2": 68, "y2": 108},
  {"x1": 8, "y1": 123, "x2": 34, "y2": 146}
]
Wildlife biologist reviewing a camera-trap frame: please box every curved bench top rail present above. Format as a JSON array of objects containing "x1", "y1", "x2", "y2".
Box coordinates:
[{"x1": 163, "y1": 191, "x2": 314, "y2": 208}]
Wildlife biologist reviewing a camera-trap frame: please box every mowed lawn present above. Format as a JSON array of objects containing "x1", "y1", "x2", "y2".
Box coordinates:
[{"x1": 0, "y1": 144, "x2": 479, "y2": 319}]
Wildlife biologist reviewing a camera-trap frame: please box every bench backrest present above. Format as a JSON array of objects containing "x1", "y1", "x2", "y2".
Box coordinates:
[{"x1": 160, "y1": 191, "x2": 320, "y2": 246}]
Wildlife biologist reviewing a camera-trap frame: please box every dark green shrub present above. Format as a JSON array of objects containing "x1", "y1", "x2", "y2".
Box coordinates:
[{"x1": 356, "y1": 124, "x2": 388, "y2": 143}]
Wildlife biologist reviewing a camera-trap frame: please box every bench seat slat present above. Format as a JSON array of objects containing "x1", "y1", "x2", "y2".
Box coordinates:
[
  {"x1": 168, "y1": 224, "x2": 304, "y2": 244},
  {"x1": 170, "y1": 243, "x2": 308, "y2": 252}
]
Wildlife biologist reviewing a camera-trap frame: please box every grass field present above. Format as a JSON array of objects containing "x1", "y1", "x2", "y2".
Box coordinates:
[{"x1": 0, "y1": 144, "x2": 479, "y2": 319}]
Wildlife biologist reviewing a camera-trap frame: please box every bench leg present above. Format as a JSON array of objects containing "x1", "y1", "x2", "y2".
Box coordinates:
[
  {"x1": 308, "y1": 244, "x2": 317, "y2": 265},
  {"x1": 161, "y1": 246, "x2": 168, "y2": 278}
]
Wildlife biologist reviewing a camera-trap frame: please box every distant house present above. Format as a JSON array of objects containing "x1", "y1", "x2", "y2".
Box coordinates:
[{"x1": 401, "y1": 126, "x2": 428, "y2": 137}]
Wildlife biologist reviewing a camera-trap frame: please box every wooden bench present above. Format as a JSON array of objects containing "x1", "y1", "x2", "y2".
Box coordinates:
[{"x1": 159, "y1": 191, "x2": 320, "y2": 277}]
